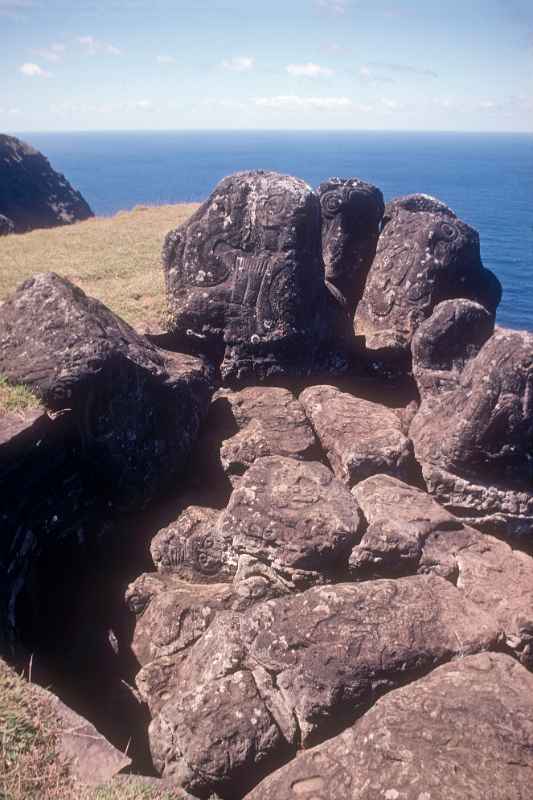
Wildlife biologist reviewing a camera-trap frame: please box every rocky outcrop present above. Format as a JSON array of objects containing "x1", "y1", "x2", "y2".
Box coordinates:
[
  {"x1": 350, "y1": 474, "x2": 533, "y2": 666},
  {"x1": 0, "y1": 273, "x2": 214, "y2": 509},
  {"x1": 0, "y1": 134, "x2": 93, "y2": 233},
  {"x1": 0, "y1": 213, "x2": 14, "y2": 236},
  {"x1": 148, "y1": 575, "x2": 499, "y2": 795},
  {"x1": 354, "y1": 194, "x2": 501, "y2": 368},
  {"x1": 215, "y1": 386, "x2": 316, "y2": 479},
  {"x1": 300, "y1": 385, "x2": 415, "y2": 486},
  {"x1": 163, "y1": 170, "x2": 347, "y2": 382},
  {"x1": 410, "y1": 310, "x2": 533, "y2": 535},
  {"x1": 318, "y1": 177, "x2": 384, "y2": 313},
  {"x1": 243, "y1": 653, "x2": 533, "y2": 800}
]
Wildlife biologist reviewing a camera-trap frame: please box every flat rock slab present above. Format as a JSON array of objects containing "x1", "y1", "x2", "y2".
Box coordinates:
[
  {"x1": 243, "y1": 652, "x2": 533, "y2": 800},
  {"x1": 216, "y1": 455, "x2": 363, "y2": 587},
  {"x1": 300, "y1": 385, "x2": 414, "y2": 486},
  {"x1": 149, "y1": 575, "x2": 500, "y2": 796},
  {"x1": 216, "y1": 386, "x2": 316, "y2": 477},
  {"x1": 351, "y1": 474, "x2": 533, "y2": 666}
]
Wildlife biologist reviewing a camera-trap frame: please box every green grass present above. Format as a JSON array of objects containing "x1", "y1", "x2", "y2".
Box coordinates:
[{"x1": 0, "y1": 377, "x2": 42, "y2": 416}]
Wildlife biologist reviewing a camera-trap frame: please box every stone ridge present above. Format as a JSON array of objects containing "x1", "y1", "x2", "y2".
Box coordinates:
[{"x1": 0, "y1": 133, "x2": 93, "y2": 233}]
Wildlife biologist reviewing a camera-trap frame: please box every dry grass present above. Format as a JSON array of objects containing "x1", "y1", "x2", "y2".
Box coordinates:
[
  {"x1": 0, "y1": 658, "x2": 187, "y2": 800},
  {"x1": 0, "y1": 204, "x2": 198, "y2": 415},
  {"x1": 0, "y1": 203, "x2": 198, "y2": 327}
]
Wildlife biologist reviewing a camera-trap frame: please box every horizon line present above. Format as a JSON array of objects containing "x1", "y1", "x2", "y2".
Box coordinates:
[{"x1": 6, "y1": 128, "x2": 533, "y2": 136}]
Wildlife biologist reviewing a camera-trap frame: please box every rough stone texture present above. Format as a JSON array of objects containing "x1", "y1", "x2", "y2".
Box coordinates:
[
  {"x1": 125, "y1": 572, "x2": 234, "y2": 667},
  {"x1": 0, "y1": 273, "x2": 214, "y2": 508},
  {"x1": 243, "y1": 652, "x2": 533, "y2": 800},
  {"x1": 163, "y1": 170, "x2": 347, "y2": 382},
  {"x1": 300, "y1": 385, "x2": 415, "y2": 486},
  {"x1": 150, "y1": 505, "x2": 233, "y2": 583},
  {"x1": 353, "y1": 194, "x2": 501, "y2": 364},
  {"x1": 0, "y1": 213, "x2": 14, "y2": 236},
  {"x1": 0, "y1": 134, "x2": 93, "y2": 233},
  {"x1": 351, "y1": 474, "x2": 533, "y2": 666},
  {"x1": 216, "y1": 456, "x2": 363, "y2": 587},
  {"x1": 317, "y1": 177, "x2": 384, "y2": 313},
  {"x1": 149, "y1": 575, "x2": 499, "y2": 796},
  {"x1": 410, "y1": 324, "x2": 533, "y2": 536},
  {"x1": 412, "y1": 299, "x2": 495, "y2": 399},
  {"x1": 216, "y1": 386, "x2": 316, "y2": 478}
]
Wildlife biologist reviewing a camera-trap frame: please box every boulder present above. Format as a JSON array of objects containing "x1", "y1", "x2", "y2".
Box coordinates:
[
  {"x1": 353, "y1": 194, "x2": 501, "y2": 366},
  {"x1": 0, "y1": 134, "x2": 93, "y2": 233},
  {"x1": 0, "y1": 273, "x2": 214, "y2": 508},
  {"x1": 410, "y1": 323, "x2": 533, "y2": 535},
  {"x1": 299, "y1": 385, "x2": 415, "y2": 486},
  {"x1": 150, "y1": 505, "x2": 233, "y2": 583},
  {"x1": 216, "y1": 456, "x2": 363, "y2": 587},
  {"x1": 351, "y1": 474, "x2": 533, "y2": 666},
  {"x1": 149, "y1": 575, "x2": 500, "y2": 796},
  {"x1": 411, "y1": 299, "x2": 495, "y2": 398},
  {"x1": 0, "y1": 213, "x2": 14, "y2": 236},
  {"x1": 317, "y1": 177, "x2": 384, "y2": 312},
  {"x1": 216, "y1": 386, "x2": 316, "y2": 479},
  {"x1": 163, "y1": 170, "x2": 347, "y2": 382},
  {"x1": 243, "y1": 652, "x2": 533, "y2": 800}
]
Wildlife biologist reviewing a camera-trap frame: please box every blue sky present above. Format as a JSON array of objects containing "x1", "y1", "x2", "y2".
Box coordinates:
[{"x1": 1, "y1": 0, "x2": 532, "y2": 132}]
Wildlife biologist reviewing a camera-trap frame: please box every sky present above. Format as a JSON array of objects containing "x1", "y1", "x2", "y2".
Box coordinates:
[{"x1": 1, "y1": 0, "x2": 532, "y2": 132}]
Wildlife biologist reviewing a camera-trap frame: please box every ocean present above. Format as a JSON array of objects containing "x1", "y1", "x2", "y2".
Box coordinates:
[{"x1": 19, "y1": 130, "x2": 533, "y2": 331}]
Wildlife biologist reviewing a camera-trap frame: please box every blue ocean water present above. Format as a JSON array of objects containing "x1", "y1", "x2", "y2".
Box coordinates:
[{"x1": 18, "y1": 130, "x2": 533, "y2": 331}]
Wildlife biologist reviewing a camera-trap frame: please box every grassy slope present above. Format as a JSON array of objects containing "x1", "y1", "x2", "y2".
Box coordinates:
[{"x1": 0, "y1": 204, "x2": 198, "y2": 414}]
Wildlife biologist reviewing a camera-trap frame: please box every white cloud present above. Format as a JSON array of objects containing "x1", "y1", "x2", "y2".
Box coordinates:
[
  {"x1": 156, "y1": 55, "x2": 176, "y2": 64},
  {"x1": 254, "y1": 95, "x2": 353, "y2": 111},
  {"x1": 316, "y1": 0, "x2": 347, "y2": 14},
  {"x1": 135, "y1": 99, "x2": 154, "y2": 110},
  {"x1": 77, "y1": 36, "x2": 121, "y2": 56},
  {"x1": 221, "y1": 56, "x2": 254, "y2": 72},
  {"x1": 19, "y1": 62, "x2": 50, "y2": 77},
  {"x1": 33, "y1": 43, "x2": 66, "y2": 63},
  {"x1": 381, "y1": 97, "x2": 407, "y2": 111},
  {"x1": 0, "y1": 106, "x2": 21, "y2": 114},
  {"x1": 287, "y1": 62, "x2": 334, "y2": 78},
  {"x1": 478, "y1": 100, "x2": 497, "y2": 111}
]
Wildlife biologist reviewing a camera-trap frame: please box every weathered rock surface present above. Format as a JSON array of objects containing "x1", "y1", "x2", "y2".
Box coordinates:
[
  {"x1": 0, "y1": 273, "x2": 214, "y2": 508},
  {"x1": 216, "y1": 386, "x2": 316, "y2": 478},
  {"x1": 412, "y1": 298, "x2": 495, "y2": 398},
  {"x1": 410, "y1": 323, "x2": 533, "y2": 535},
  {"x1": 318, "y1": 177, "x2": 384, "y2": 312},
  {"x1": 351, "y1": 474, "x2": 533, "y2": 665},
  {"x1": 0, "y1": 134, "x2": 93, "y2": 233},
  {"x1": 244, "y1": 652, "x2": 533, "y2": 800},
  {"x1": 163, "y1": 170, "x2": 347, "y2": 382},
  {"x1": 149, "y1": 575, "x2": 499, "y2": 795},
  {"x1": 300, "y1": 385, "x2": 415, "y2": 486},
  {"x1": 0, "y1": 213, "x2": 14, "y2": 236},
  {"x1": 216, "y1": 456, "x2": 363, "y2": 587},
  {"x1": 353, "y1": 194, "x2": 501, "y2": 364}
]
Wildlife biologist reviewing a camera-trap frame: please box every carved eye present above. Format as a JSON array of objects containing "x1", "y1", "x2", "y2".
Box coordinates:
[
  {"x1": 439, "y1": 222, "x2": 458, "y2": 240},
  {"x1": 263, "y1": 194, "x2": 286, "y2": 218},
  {"x1": 321, "y1": 190, "x2": 343, "y2": 217}
]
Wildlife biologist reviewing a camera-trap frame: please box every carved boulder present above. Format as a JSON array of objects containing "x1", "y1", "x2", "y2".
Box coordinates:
[
  {"x1": 163, "y1": 170, "x2": 346, "y2": 382},
  {"x1": 353, "y1": 194, "x2": 501, "y2": 366},
  {"x1": 317, "y1": 177, "x2": 384, "y2": 313}
]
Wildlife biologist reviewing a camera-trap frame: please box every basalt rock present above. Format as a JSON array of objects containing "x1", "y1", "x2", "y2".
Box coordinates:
[
  {"x1": 353, "y1": 194, "x2": 501, "y2": 368},
  {"x1": 0, "y1": 134, "x2": 93, "y2": 233},
  {"x1": 163, "y1": 170, "x2": 348, "y2": 382},
  {"x1": 317, "y1": 177, "x2": 384, "y2": 313},
  {"x1": 410, "y1": 321, "x2": 533, "y2": 535},
  {"x1": 0, "y1": 273, "x2": 214, "y2": 509},
  {"x1": 216, "y1": 456, "x2": 363, "y2": 588},
  {"x1": 149, "y1": 575, "x2": 499, "y2": 796},
  {"x1": 299, "y1": 385, "x2": 415, "y2": 486},
  {"x1": 351, "y1": 474, "x2": 533, "y2": 666},
  {"x1": 216, "y1": 386, "x2": 316, "y2": 479},
  {"x1": 243, "y1": 652, "x2": 533, "y2": 800},
  {"x1": 0, "y1": 213, "x2": 14, "y2": 236}
]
